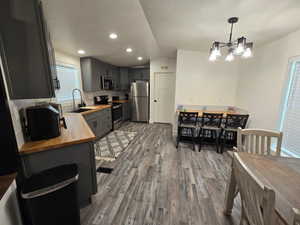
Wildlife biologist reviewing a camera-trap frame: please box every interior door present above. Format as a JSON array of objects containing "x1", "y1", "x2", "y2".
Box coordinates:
[{"x1": 153, "y1": 72, "x2": 176, "y2": 123}]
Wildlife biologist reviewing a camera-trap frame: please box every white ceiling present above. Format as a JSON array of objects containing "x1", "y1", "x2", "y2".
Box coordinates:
[
  {"x1": 42, "y1": 0, "x2": 300, "y2": 66},
  {"x1": 41, "y1": 0, "x2": 161, "y2": 66}
]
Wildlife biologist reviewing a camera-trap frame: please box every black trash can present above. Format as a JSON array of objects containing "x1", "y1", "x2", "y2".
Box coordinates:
[{"x1": 19, "y1": 164, "x2": 80, "y2": 225}]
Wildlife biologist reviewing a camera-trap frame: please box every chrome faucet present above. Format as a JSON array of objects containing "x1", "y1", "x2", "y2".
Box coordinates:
[{"x1": 72, "y1": 88, "x2": 85, "y2": 111}]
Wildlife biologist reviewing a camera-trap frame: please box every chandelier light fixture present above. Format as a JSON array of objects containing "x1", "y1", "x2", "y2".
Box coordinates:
[{"x1": 209, "y1": 17, "x2": 253, "y2": 62}]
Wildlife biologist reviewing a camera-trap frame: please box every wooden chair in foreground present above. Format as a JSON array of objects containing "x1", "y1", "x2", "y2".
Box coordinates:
[
  {"x1": 234, "y1": 153, "x2": 276, "y2": 225},
  {"x1": 294, "y1": 208, "x2": 300, "y2": 225},
  {"x1": 235, "y1": 128, "x2": 283, "y2": 156}
]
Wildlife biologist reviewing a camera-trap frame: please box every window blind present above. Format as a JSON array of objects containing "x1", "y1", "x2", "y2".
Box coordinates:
[
  {"x1": 55, "y1": 65, "x2": 80, "y2": 102},
  {"x1": 281, "y1": 61, "x2": 300, "y2": 157}
]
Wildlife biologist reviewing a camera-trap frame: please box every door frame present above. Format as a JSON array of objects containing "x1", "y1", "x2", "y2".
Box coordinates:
[{"x1": 153, "y1": 72, "x2": 175, "y2": 124}]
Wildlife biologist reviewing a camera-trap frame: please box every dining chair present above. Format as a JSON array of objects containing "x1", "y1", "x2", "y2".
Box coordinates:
[
  {"x1": 198, "y1": 112, "x2": 223, "y2": 153},
  {"x1": 293, "y1": 208, "x2": 300, "y2": 225},
  {"x1": 176, "y1": 112, "x2": 198, "y2": 150},
  {"x1": 236, "y1": 128, "x2": 283, "y2": 156},
  {"x1": 233, "y1": 153, "x2": 276, "y2": 225},
  {"x1": 220, "y1": 114, "x2": 249, "y2": 153}
]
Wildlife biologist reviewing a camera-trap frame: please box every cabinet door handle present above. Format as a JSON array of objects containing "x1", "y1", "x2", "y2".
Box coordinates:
[{"x1": 154, "y1": 100, "x2": 157, "y2": 102}]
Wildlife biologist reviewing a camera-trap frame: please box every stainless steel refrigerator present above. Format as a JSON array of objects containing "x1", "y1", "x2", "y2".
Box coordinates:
[{"x1": 130, "y1": 81, "x2": 149, "y2": 122}]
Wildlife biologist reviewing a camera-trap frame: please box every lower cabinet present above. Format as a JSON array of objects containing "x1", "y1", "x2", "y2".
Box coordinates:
[
  {"x1": 84, "y1": 108, "x2": 112, "y2": 139},
  {"x1": 122, "y1": 102, "x2": 131, "y2": 121},
  {"x1": 20, "y1": 142, "x2": 97, "y2": 208}
]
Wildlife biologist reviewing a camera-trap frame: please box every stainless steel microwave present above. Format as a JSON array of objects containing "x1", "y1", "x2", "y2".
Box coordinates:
[{"x1": 101, "y1": 76, "x2": 114, "y2": 90}]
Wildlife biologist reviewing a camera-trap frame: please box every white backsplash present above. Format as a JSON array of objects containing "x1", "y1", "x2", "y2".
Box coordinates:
[{"x1": 62, "y1": 90, "x2": 128, "y2": 113}]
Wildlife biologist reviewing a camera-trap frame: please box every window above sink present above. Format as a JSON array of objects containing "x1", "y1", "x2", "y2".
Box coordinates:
[{"x1": 55, "y1": 64, "x2": 81, "y2": 102}]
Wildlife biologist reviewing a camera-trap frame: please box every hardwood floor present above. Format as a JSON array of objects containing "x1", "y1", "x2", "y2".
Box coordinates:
[{"x1": 80, "y1": 122, "x2": 241, "y2": 225}]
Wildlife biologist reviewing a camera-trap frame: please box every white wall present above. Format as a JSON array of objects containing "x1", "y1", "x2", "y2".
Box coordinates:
[
  {"x1": 175, "y1": 49, "x2": 239, "y2": 107},
  {"x1": 236, "y1": 29, "x2": 300, "y2": 130},
  {"x1": 150, "y1": 57, "x2": 177, "y2": 123}
]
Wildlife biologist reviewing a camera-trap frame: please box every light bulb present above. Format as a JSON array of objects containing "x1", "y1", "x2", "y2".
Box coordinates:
[
  {"x1": 209, "y1": 53, "x2": 217, "y2": 61},
  {"x1": 235, "y1": 45, "x2": 245, "y2": 55},
  {"x1": 211, "y1": 42, "x2": 221, "y2": 57},
  {"x1": 77, "y1": 50, "x2": 85, "y2": 54},
  {"x1": 212, "y1": 48, "x2": 221, "y2": 57},
  {"x1": 225, "y1": 51, "x2": 234, "y2": 62},
  {"x1": 235, "y1": 37, "x2": 246, "y2": 55},
  {"x1": 242, "y1": 43, "x2": 253, "y2": 58},
  {"x1": 109, "y1": 33, "x2": 118, "y2": 39}
]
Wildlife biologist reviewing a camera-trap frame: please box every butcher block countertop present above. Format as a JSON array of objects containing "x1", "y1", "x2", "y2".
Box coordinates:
[
  {"x1": 0, "y1": 173, "x2": 17, "y2": 201},
  {"x1": 112, "y1": 100, "x2": 129, "y2": 103},
  {"x1": 20, "y1": 113, "x2": 96, "y2": 155},
  {"x1": 79, "y1": 104, "x2": 111, "y2": 115}
]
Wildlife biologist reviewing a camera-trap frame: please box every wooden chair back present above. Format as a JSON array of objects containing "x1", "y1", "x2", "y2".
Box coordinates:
[
  {"x1": 178, "y1": 112, "x2": 198, "y2": 126},
  {"x1": 233, "y1": 153, "x2": 276, "y2": 225},
  {"x1": 224, "y1": 114, "x2": 249, "y2": 129},
  {"x1": 201, "y1": 112, "x2": 223, "y2": 128},
  {"x1": 237, "y1": 128, "x2": 283, "y2": 156},
  {"x1": 294, "y1": 208, "x2": 300, "y2": 225}
]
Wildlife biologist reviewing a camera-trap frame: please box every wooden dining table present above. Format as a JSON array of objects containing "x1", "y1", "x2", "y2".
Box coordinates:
[
  {"x1": 224, "y1": 152, "x2": 300, "y2": 225},
  {"x1": 176, "y1": 109, "x2": 248, "y2": 118}
]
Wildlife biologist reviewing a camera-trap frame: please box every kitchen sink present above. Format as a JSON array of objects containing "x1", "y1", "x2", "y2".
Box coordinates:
[{"x1": 71, "y1": 108, "x2": 91, "y2": 113}]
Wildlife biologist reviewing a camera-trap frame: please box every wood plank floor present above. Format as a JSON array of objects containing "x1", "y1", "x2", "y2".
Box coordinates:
[{"x1": 80, "y1": 122, "x2": 241, "y2": 225}]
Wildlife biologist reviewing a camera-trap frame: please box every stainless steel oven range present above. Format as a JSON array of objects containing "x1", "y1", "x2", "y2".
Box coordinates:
[{"x1": 112, "y1": 103, "x2": 122, "y2": 130}]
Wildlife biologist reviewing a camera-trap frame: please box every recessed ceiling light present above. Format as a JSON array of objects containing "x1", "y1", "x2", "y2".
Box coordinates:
[
  {"x1": 78, "y1": 49, "x2": 85, "y2": 54},
  {"x1": 137, "y1": 57, "x2": 143, "y2": 61},
  {"x1": 109, "y1": 33, "x2": 118, "y2": 39},
  {"x1": 126, "y1": 48, "x2": 133, "y2": 53}
]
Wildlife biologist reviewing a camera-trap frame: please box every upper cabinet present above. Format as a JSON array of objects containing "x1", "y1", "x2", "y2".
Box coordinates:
[
  {"x1": 111, "y1": 65, "x2": 120, "y2": 90},
  {"x1": 129, "y1": 68, "x2": 150, "y2": 83},
  {"x1": 119, "y1": 67, "x2": 130, "y2": 91},
  {"x1": 80, "y1": 57, "x2": 102, "y2": 92},
  {"x1": 80, "y1": 57, "x2": 122, "y2": 92},
  {"x1": 39, "y1": 2, "x2": 59, "y2": 90},
  {"x1": 0, "y1": 0, "x2": 56, "y2": 99}
]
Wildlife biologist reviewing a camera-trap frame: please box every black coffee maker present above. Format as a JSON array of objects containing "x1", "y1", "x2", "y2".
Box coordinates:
[
  {"x1": 94, "y1": 95, "x2": 109, "y2": 105},
  {"x1": 26, "y1": 105, "x2": 67, "y2": 141}
]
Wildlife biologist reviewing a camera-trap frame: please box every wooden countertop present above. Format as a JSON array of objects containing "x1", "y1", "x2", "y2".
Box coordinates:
[
  {"x1": 0, "y1": 173, "x2": 17, "y2": 201},
  {"x1": 20, "y1": 113, "x2": 96, "y2": 155},
  {"x1": 79, "y1": 105, "x2": 111, "y2": 115},
  {"x1": 112, "y1": 100, "x2": 129, "y2": 103}
]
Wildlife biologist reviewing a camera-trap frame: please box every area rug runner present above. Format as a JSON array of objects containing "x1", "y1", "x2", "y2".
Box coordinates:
[{"x1": 94, "y1": 130, "x2": 137, "y2": 161}]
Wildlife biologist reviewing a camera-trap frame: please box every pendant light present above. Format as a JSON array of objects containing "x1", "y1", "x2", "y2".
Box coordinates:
[{"x1": 208, "y1": 17, "x2": 254, "y2": 62}]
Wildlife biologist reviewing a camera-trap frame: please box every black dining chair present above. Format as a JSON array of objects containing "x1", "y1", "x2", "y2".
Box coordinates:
[
  {"x1": 198, "y1": 112, "x2": 223, "y2": 153},
  {"x1": 176, "y1": 112, "x2": 198, "y2": 150},
  {"x1": 220, "y1": 114, "x2": 249, "y2": 153}
]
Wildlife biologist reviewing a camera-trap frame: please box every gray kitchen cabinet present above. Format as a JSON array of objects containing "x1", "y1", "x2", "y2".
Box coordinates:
[
  {"x1": 83, "y1": 108, "x2": 112, "y2": 138},
  {"x1": 122, "y1": 102, "x2": 131, "y2": 121},
  {"x1": 80, "y1": 57, "x2": 101, "y2": 92},
  {"x1": 129, "y1": 68, "x2": 150, "y2": 83},
  {"x1": 81, "y1": 57, "x2": 123, "y2": 91},
  {"x1": 39, "y1": 2, "x2": 59, "y2": 89},
  {"x1": 141, "y1": 68, "x2": 150, "y2": 80},
  {"x1": 20, "y1": 142, "x2": 97, "y2": 208},
  {"x1": 120, "y1": 67, "x2": 130, "y2": 91},
  {"x1": 112, "y1": 66, "x2": 120, "y2": 90},
  {"x1": 0, "y1": 0, "x2": 55, "y2": 99}
]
